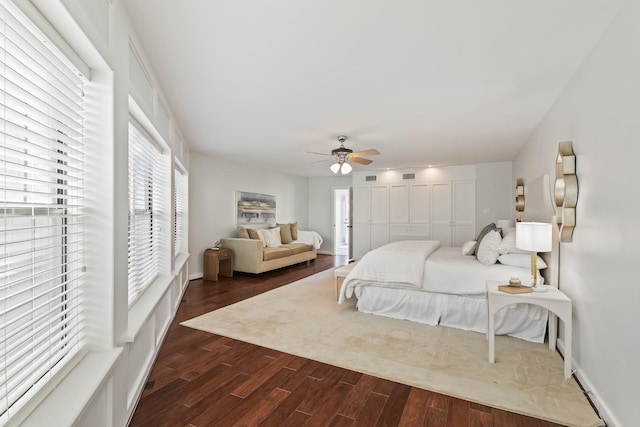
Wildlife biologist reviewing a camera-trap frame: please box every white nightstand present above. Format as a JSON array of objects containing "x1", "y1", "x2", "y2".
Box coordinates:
[{"x1": 486, "y1": 280, "x2": 573, "y2": 379}]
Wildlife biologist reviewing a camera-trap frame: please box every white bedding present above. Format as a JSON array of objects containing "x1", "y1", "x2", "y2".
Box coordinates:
[
  {"x1": 338, "y1": 240, "x2": 548, "y2": 342},
  {"x1": 294, "y1": 230, "x2": 323, "y2": 249},
  {"x1": 421, "y1": 247, "x2": 542, "y2": 295}
]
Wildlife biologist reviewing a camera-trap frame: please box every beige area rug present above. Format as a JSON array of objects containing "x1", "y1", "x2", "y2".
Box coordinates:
[{"x1": 182, "y1": 269, "x2": 602, "y2": 427}]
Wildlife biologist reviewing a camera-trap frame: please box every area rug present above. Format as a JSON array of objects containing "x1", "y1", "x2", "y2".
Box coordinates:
[{"x1": 182, "y1": 269, "x2": 602, "y2": 427}]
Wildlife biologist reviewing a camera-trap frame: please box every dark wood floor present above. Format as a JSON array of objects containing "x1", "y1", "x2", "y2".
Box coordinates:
[{"x1": 129, "y1": 255, "x2": 564, "y2": 427}]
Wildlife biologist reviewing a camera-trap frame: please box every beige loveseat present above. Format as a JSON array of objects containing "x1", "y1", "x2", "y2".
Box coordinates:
[{"x1": 220, "y1": 238, "x2": 316, "y2": 274}]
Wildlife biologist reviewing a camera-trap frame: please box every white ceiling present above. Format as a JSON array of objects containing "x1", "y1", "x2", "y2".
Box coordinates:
[{"x1": 123, "y1": 0, "x2": 624, "y2": 177}]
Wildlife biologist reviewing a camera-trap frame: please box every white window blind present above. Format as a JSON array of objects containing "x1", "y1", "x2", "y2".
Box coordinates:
[
  {"x1": 173, "y1": 167, "x2": 186, "y2": 257},
  {"x1": 128, "y1": 121, "x2": 165, "y2": 306},
  {"x1": 0, "y1": 2, "x2": 86, "y2": 424}
]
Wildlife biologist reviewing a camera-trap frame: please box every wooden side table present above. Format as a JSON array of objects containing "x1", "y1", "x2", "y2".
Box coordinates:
[
  {"x1": 203, "y1": 248, "x2": 234, "y2": 281},
  {"x1": 486, "y1": 280, "x2": 573, "y2": 379}
]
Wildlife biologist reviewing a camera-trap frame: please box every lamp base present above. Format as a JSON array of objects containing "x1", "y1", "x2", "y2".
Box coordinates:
[{"x1": 532, "y1": 285, "x2": 548, "y2": 292}]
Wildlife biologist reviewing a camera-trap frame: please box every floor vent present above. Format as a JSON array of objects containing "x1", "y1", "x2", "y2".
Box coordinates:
[{"x1": 145, "y1": 381, "x2": 155, "y2": 390}]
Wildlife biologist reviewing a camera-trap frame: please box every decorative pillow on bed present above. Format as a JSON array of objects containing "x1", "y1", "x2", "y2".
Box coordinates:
[
  {"x1": 476, "y1": 230, "x2": 502, "y2": 265},
  {"x1": 497, "y1": 229, "x2": 529, "y2": 255},
  {"x1": 472, "y1": 223, "x2": 497, "y2": 254},
  {"x1": 498, "y1": 253, "x2": 547, "y2": 269},
  {"x1": 276, "y1": 223, "x2": 293, "y2": 244},
  {"x1": 259, "y1": 227, "x2": 282, "y2": 248},
  {"x1": 461, "y1": 240, "x2": 476, "y2": 256}
]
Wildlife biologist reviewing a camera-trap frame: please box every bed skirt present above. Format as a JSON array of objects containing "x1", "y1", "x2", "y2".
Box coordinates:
[{"x1": 353, "y1": 286, "x2": 547, "y2": 343}]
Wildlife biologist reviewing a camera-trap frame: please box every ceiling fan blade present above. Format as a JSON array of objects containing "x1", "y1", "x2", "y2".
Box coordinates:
[
  {"x1": 349, "y1": 156, "x2": 373, "y2": 165},
  {"x1": 305, "y1": 151, "x2": 332, "y2": 156},
  {"x1": 350, "y1": 149, "x2": 380, "y2": 157},
  {"x1": 310, "y1": 158, "x2": 332, "y2": 164}
]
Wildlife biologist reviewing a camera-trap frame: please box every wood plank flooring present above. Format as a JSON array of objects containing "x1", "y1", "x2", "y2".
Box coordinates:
[{"x1": 129, "y1": 255, "x2": 565, "y2": 427}]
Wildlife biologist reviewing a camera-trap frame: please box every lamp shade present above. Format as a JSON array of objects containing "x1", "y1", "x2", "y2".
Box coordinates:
[
  {"x1": 341, "y1": 162, "x2": 352, "y2": 174},
  {"x1": 516, "y1": 222, "x2": 552, "y2": 252},
  {"x1": 330, "y1": 163, "x2": 341, "y2": 174}
]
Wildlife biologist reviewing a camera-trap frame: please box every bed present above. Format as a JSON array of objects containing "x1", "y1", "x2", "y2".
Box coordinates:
[{"x1": 338, "y1": 175, "x2": 559, "y2": 343}]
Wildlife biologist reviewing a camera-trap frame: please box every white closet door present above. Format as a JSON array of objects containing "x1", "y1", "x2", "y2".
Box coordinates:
[
  {"x1": 389, "y1": 184, "x2": 409, "y2": 223},
  {"x1": 409, "y1": 183, "x2": 430, "y2": 224},
  {"x1": 431, "y1": 182, "x2": 453, "y2": 245},
  {"x1": 352, "y1": 223, "x2": 371, "y2": 259},
  {"x1": 452, "y1": 180, "x2": 476, "y2": 245},
  {"x1": 370, "y1": 184, "x2": 390, "y2": 223},
  {"x1": 353, "y1": 186, "x2": 371, "y2": 223}
]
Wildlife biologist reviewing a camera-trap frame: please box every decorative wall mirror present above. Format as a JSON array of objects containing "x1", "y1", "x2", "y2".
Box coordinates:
[
  {"x1": 554, "y1": 141, "x2": 578, "y2": 242},
  {"x1": 515, "y1": 178, "x2": 525, "y2": 222}
]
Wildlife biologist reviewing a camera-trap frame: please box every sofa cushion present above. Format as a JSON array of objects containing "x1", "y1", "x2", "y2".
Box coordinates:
[
  {"x1": 263, "y1": 246, "x2": 293, "y2": 261},
  {"x1": 260, "y1": 227, "x2": 282, "y2": 247},
  {"x1": 247, "y1": 228, "x2": 260, "y2": 240},
  {"x1": 277, "y1": 223, "x2": 293, "y2": 244},
  {"x1": 290, "y1": 222, "x2": 298, "y2": 240},
  {"x1": 237, "y1": 226, "x2": 250, "y2": 239},
  {"x1": 282, "y1": 243, "x2": 313, "y2": 255}
]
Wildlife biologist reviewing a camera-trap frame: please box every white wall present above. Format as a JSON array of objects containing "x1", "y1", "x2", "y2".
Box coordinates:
[
  {"x1": 475, "y1": 162, "x2": 514, "y2": 228},
  {"x1": 189, "y1": 152, "x2": 309, "y2": 278},
  {"x1": 513, "y1": 1, "x2": 640, "y2": 425}
]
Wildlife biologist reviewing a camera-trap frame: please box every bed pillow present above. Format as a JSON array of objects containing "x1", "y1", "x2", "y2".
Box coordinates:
[
  {"x1": 461, "y1": 240, "x2": 476, "y2": 256},
  {"x1": 497, "y1": 230, "x2": 529, "y2": 255},
  {"x1": 290, "y1": 222, "x2": 298, "y2": 240},
  {"x1": 277, "y1": 223, "x2": 293, "y2": 244},
  {"x1": 472, "y1": 223, "x2": 497, "y2": 254},
  {"x1": 498, "y1": 253, "x2": 547, "y2": 269},
  {"x1": 237, "y1": 226, "x2": 250, "y2": 239},
  {"x1": 259, "y1": 227, "x2": 282, "y2": 248},
  {"x1": 476, "y1": 230, "x2": 502, "y2": 265}
]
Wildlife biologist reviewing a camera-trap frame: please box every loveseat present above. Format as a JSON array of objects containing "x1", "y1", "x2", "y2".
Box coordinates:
[{"x1": 220, "y1": 223, "x2": 318, "y2": 274}]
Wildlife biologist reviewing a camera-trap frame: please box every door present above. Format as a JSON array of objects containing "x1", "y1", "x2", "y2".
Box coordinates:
[
  {"x1": 333, "y1": 187, "x2": 351, "y2": 257},
  {"x1": 431, "y1": 182, "x2": 453, "y2": 245}
]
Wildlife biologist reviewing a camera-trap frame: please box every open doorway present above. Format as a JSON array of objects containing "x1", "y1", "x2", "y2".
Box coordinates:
[{"x1": 333, "y1": 187, "x2": 352, "y2": 258}]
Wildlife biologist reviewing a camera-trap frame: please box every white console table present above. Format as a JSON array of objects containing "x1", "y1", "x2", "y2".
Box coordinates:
[{"x1": 486, "y1": 281, "x2": 573, "y2": 379}]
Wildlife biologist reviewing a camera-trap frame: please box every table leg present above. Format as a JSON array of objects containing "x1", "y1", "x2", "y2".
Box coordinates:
[
  {"x1": 563, "y1": 310, "x2": 572, "y2": 379},
  {"x1": 488, "y1": 308, "x2": 495, "y2": 363},
  {"x1": 549, "y1": 312, "x2": 557, "y2": 351}
]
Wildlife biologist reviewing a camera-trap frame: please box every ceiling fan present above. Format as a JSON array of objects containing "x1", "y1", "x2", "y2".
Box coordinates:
[{"x1": 307, "y1": 135, "x2": 380, "y2": 174}]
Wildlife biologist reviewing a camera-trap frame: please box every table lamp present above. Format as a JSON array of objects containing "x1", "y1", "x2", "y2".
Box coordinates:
[{"x1": 515, "y1": 222, "x2": 552, "y2": 292}]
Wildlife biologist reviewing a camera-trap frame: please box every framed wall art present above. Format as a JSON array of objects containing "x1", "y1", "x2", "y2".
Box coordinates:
[{"x1": 236, "y1": 191, "x2": 276, "y2": 225}]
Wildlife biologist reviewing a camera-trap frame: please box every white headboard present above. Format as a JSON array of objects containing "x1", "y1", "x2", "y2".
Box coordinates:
[{"x1": 522, "y1": 174, "x2": 560, "y2": 287}]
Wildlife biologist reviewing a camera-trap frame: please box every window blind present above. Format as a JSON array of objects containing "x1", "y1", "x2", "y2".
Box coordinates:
[
  {"x1": 128, "y1": 121, "x2": 164, "y2": 306},
  {"x1": 173, "y1": 167, "x2": 186, "y2": 257},
  {"x1": 0, "y1": 2, "x2": 86, "y2": 423}
]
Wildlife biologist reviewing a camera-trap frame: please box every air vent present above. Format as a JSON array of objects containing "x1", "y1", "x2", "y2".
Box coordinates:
[
  {"x1": 403, "y1": 173, "x2": 416, "y2": 180},
  {"x1": 365, "y1": 175, "x2": 377, "y2": 182}
]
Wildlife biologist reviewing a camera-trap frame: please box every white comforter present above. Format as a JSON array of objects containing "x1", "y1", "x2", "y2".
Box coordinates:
[
  {"x1": 294, "y1": 230, "x2": 323, "y2": 249},
  {"x1": 339, "y1": 240, "x2": 441, "y2": 302},
  {"x1": 340, "y1": 242, "x2": 540, "y2": 302}
]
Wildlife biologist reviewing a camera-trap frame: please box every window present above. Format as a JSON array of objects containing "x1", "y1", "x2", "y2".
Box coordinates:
[
  {"x1": 127, "y1": 121, "x2": 165, "y2": 306},
  {"x1": 174, "y1": 165, "x2": 187, "y2": 257},
  {"x1": 0, "y1": 3, "x2": 86, "y2": 422}
]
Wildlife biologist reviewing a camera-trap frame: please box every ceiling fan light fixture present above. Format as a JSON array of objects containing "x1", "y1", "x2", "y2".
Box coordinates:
[
  {"x1": 341, "y1": 162, "x2": 352, "y2": 174},
  {"x1": 330, "y1": 163, "x2": 341, "y2": 174}
]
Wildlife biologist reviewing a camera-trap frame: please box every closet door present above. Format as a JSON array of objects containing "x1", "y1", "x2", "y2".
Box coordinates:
[
  {"x1": 389, "y1": 184, "x2": 409, "y2": 224},
  {"x1": 352, "y1": 186, "x2": 371, "y2": 259},
  {"x1": 370, "y1": 184, "x2": 390, "y2": 250},
  {"x1": 452, "y1": 180, "x2": 476, "y2": 245},
  {"x1": 430, "y1": 182, "x2": 453, "y2": 245},
  {"x1": 409, "y1": 183, "x2": 430, "y2": 224}
]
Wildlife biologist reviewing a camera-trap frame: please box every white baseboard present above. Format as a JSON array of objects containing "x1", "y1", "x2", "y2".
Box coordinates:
[
  {"x1": 317, "y1": 250, "x2": 333, "y2": 255},
  {"x1": 189, "y1": 272, "x2": 203, "y2": 281},
  {"x1": 557, "y1": 339, "x2": 618, "y2": 427}
]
